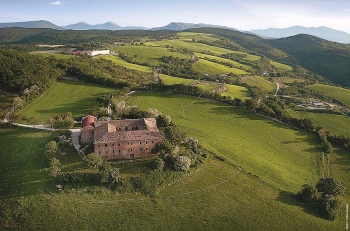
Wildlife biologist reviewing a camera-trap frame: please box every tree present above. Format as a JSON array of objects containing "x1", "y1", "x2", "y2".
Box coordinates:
[
  {"x1": 156, "y1": 114, "x2": 172, "y2": 127},
  {"x1": 316, "y1": 177, "x2": 345, "y2": 197},
  {"x1": 174, "y1": 156, "x2": 191, "y2": 171},
  {"x1": 109, "y1": 168, "x2": 120, "y2": 183},
  {"x1": 297, "y1": 184, "x2": 317, "y2": 203},
  {"x1": 45, "y1": 141, "x2": 58, "y2": 159},
  {"x1": 86, "y1": 153, "x2": 103, "y2": 169},
  {"x1": 153, "y1": 158, "x2": 165, "y2": 172},
  {"x1": 99, "y1": 161, "x2": 112, "y2": 183},
  {"x1": 151, "y1": 140, "x2": 174, "y2": 156},
  {"x1": 49, "y1": 158, "x2": 61, "y2": 177},
  {"x1": 164, "y1": 126, "x2": 186, "y2": 145},
  {"x1": 322, "y1": 141, "x2": 333, "y2": 154}
]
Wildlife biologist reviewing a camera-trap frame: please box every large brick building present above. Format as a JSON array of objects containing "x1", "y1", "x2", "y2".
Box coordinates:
[{"x1": 81, "y1": 116, "x2": 164, "y2": 160}]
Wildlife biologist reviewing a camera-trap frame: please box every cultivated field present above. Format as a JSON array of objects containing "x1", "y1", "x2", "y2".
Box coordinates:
[
  {"x1": 195, "y1": 53, "x2": 255, "y2": 71},
  {"x1": 193, "y1": 59, "x2": 248, "y2": 75},
  {"x1": 98, "y1": 55, "x2": 153, "y2": 73},
  {"x1": 270, "y1": 61, "x2": 293, "y2": 72},
  {"x1": 307, "y1": 84, "x2": 350, "y2": 107},
  {"x1": 241, "y1": 76, "x2": 276, "y2": 92},
  {"x1": 0, "y1": 125, "x2": 346, "y2": 230},
  {"x1": 19, "y1": 79, "x2": 117, "y2": 123},
  {"x1": 112, "y1": 46, "x2": 190, "y2": 65},
  {"x1": 131, "y1": 91, "x2": 323, "y2": 193},
  {"x1": 287, "y1": 109, "x2": 350, "y2": 137}
]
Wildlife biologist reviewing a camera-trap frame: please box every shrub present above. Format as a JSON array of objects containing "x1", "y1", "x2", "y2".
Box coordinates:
[
  {"x1": 86, "y1": 153, "x2": 103, "y2": 168},
  {"x1": 153, "y1": 158, "x2": 165, "y2": 172},
  {"x1": 174, "y1": 156, "x2": 191, "y2": 171}
]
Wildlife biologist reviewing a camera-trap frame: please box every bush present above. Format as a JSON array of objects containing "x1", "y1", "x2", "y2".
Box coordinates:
[
  {"x1": 318, "y1": 196, "x2": 340, "y2": 221},
  {"x1": 86, "y1": 153, "x2": 103, "y2": 168},
  {"x1": 297, "y1": 184, "x2": 317, "y2": 203},
  {"x1": 45, "y1": 141, "x2": 58, "y2": 159},
  {"x1": 174, "y1": 156, "x2": 191, "y2": 171},
  {"x1": 153, "y1": 158, "x2": 165, "y2": 172}
]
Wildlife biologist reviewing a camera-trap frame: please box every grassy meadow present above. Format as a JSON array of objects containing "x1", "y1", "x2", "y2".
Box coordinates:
[
  {"x1": 286, "y1": 109, "x2": 350, "y2": 137},
  {"x1": 177, "y1": 32, "x2": 220, "y2": 43},
  {"x1": 222, "y1": 84, "x2": 250, "y2": 99},
  {"x1": 307, "y1": 84, "x2": 350, "y2": 107},
  {"x1": 193, "y1": 59, "x2": 248, "y2": 75},
  {"x1": 131, "y1": 91, "x2": 323, "y2": 193},
  {"x1": 270, "y1": 61, "x2": 293, "y2": 72},
  {"x1": 241, "y1": 76, "x2": 276, "y2": 92},
  {"x1": 160, "y1": 74, "x2": 196, "y2": 85},
  {"x1": 112, "y1": 45, "x2": 190, "y2": 65},
  {"x1": 195, "y1": 53, "x2": 255, "y2": 71},
  {"x1": 97, "y1": 55, "x2": 153, "y2": 73},
  {"x1": 19, "y1": 79, "x2": 117, "y2": 123}
]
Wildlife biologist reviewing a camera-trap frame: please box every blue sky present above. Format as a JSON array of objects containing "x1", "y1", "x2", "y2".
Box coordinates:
[{"x1": 1, "y1": 0, "x2": 350, "y2": 32}]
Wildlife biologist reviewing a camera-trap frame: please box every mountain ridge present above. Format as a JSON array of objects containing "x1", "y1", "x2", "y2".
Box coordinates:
[
  {"x1": 0, "y1": 20, "x2": 63, "y2": 30},
  {"x1": 251, "y1": 26, "x2": 350, "y2": 44}
]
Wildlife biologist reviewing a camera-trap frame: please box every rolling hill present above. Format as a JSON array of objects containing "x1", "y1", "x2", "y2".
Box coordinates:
[
  {"x1": 151, "y1": 22, "x2": 236, "y2": 31},
  {"x1": 0, "y1": 20, "x2": 62, "y2": 30},
  {"x1": 251, "y1": 26, "x2": 350, "y2": 44}
]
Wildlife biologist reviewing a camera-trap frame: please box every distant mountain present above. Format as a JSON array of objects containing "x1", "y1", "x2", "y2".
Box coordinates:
[
  {"x1": 63, "y1": 21, "x2": 147, "y2": 30},
  {"x1": 251, "y1": 26, "x2": 350, "y2": 44},
  {"x1": 0, "y1": 20, "x2": 62, "y2": 30},
  {"x1": 151, "y1": 22, "x2": 236, "y2": 31}
]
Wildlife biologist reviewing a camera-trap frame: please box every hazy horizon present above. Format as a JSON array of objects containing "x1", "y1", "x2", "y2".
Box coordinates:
[{"x1": 2, "y1": 0, "x2": 350, "y2": 33}]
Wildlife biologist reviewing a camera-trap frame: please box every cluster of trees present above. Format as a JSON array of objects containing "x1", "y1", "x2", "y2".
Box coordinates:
[
  {"x1": 159, "y1": 55, "x2": 201, "y2": 79},
  {"x1": 47, "y1": 112, "x2": 75, "y2": 129},
  {"x1": 297, "y1": 177, "x2": 345, "y2": 220}
]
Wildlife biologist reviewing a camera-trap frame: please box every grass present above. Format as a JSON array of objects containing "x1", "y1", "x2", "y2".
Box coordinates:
[
  {"x1": 274, "y1": 77, "x2": 305, "y2": 84},
  {"x1": 286, "y1": 109, "x2": 350, "y2": 137},
  {"x1": 195, "y1": 53, "x2": 255, "y2": 71},
  {"x1": 19, "y1": 79, "x2": 118, "y2": 123},
  {"x1": 97, "y1": 55, "x2": 153, "y2": 73},
  {"x1": 241, "y1": 76, "x2": 276, "y2": 92},
  {"x1": 193, "y1": 59, "x2": 248, "y2": 75},
  {"x1": 30, "y1": 53, "x2": 73, "y2": 60},
  {"x1": 307, "y1": 84, "x2": 350, "y2": 107},
  {"x1": 131, "y1": 91, "x2": 323, "y2": 193},
  {"x1": 177, "y1": 32, "x2": 219, "y2": 43},
  {"x1": 160, "y1": 74, "x2": 196, "y2": 85},
  {"x1": 112, "y1": 45, "x2": 190, "y2": 65},
  {"x1": 270, "y1": 61, "x2": 293, "y2": 72},
  {"x1": 222, "y1": 84, "x2": 250, "y2": 99}
]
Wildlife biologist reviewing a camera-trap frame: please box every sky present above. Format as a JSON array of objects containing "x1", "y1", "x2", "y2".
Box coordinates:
[{"x1": 1, "y1": 0, "x2": 350, "y2": 33}]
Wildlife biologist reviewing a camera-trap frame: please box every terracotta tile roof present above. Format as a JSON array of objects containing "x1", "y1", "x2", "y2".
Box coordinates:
[{"x1": 93, "y1": 118, "x2": 163, "y2": 144}]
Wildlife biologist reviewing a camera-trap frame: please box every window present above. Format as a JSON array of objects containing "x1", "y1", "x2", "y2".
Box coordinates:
[
  {"x1": 98, "y1": 145, "x2": 100, "y2": 148},
  {"x1": 140, "y1": 142, "x2": 142, "y2": 144},
  {"x1": 125, "y1": 127, "x2": 128, "y2": 131},
  {"x1": 118, "y1": 128, "x2": 121, "y2": 131},
  {"x1": 140, "y1": 148, "x2": 142, "y2": 151},
  {"x1": 99, "y1": 151, "x2": 101, "y2": 154},
  {"x1": 152, "y1": 141, "x2": 154, "y2": 144},
  {"x1": 105, "y1": 144, "x2": 107, "y2": 147},
  {"x1": 130, "y1": 154, "x2": 134, "y2": 158},
  {"x1": 146, "y1": 141, "x2": 148, "y2": 144},
  {"x1": 119, "y1": 150, "x2": 121, "y2": 153},
  {"x1": 113, "y1": 150, "x2": 115, "y2": 154},
  {"x1": 118, "y1": 143, "x2": 120, "y2": 146},
  {"x1": 105, "y1": 151, "x2": 108, "y2": 154},
  {"x1": 146, "y1": 148, "x2": 148, "y2": 151},
  {"x1": 112, "y1": 144, "x2": 114, "y2": 147}
]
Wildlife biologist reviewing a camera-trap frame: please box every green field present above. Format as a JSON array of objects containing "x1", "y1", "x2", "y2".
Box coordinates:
[
  {"x1": 195, "y1": 53, "x2": 255, "y2": 71},
  {"x1": 0, "y1": 125, "x2": 346, "y2": 230},
  {"x1": 19, "y1": 79, "x2": 118, "y2": 123},
  {"x1": 194, "y1": 59, "x2": 248, "y2": 75},
  {"x1": 286, "y1": 109, "x2": 350, "y2": 137},
  {"x1": 112, "y1": 46, "x2": 190, "y2": 65},
  {"x1": 308, "y1": 84, "x2": 350, "y2": 107},
  {"x1": 274, "y1": 77, "x2": 305, "y2": 84},
  {"x1": 241, "y1": 76, "x2": 276, "y2": 92},
  {"x1": 160, "y1": 74, "x2": 196, "y2": 85},
  {"x1": 30, "y1": 53, "x2": 73, "y2": 60},
  {"x1": 98, "y1": 55, "x2": 153, "y2": 73},
  {"x1": 177, "y1": 32, "x2": 219, "y2": 43},
  {"x1": 131, "y1": 91, "x2": 323, "y2": 193},
  {"x1": 270, "y1": 61, "x2": 293, "y2": 72},
  {"x1": 222, "y1": 84, "x2": 250, "y2": 99}
]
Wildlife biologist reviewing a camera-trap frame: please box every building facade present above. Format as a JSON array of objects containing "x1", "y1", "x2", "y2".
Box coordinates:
[{"x1": 81, "y1": 116, "x2": 164, "y2": 160}]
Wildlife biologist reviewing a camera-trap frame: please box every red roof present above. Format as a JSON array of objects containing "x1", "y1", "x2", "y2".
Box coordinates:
[{"x1": 82, "y1": 115, "x2": 95, "y2": 128}]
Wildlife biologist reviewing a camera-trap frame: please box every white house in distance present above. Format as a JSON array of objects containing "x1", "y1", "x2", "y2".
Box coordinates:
[{"x1": 86, "y1": 50, "x2": 110, "y2": 56}]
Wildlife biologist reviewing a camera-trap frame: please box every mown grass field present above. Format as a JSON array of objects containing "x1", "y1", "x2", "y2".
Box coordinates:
[
  {"x1": 286, "y1": 109, "x2": 350, "y2": 137},
  {"x1": 193, "y1": 59, "x2": 248, "y2": 75},
  {"x1": 160, "y1": 74, "x2": 196, "y2": 85},
  {"x1": 222, "y1": 84, "x2": 250, "y2": 99},
  {"x1": 307, "y1": 84, "x2": 350, "y2": 107},
  {"x1": 177, "y1": 32, "x2": 219, "y2": 42},
  {"x1": 19, "y1": 79, "x2": 117, "y2": 123},
  {"x1": 270, "y1": 61, "x2": 293, "y2": 72},
  {"x1": 131, "y1": 91, "x2": 323, "y2": 193},
  {"x1": 0, "y1": 125, "x2": 346, "y2": 230},
  {"x1": 195, "y1": 53, "x2": 255, "y2": 71},
  {"x1": 241, "y1": 76, "x2": 276, "y2": 92},
  {"x1": 98, "y1": 55, "x2": 153, "y2": 73},
  {"x1": 112, "y1": 46, "x2": 190, "y2": 65}
]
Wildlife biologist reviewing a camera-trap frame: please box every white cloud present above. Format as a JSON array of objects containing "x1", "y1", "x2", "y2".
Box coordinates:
[{"x1": 51, "y1": 1, "x2": 62, "y2": 5}]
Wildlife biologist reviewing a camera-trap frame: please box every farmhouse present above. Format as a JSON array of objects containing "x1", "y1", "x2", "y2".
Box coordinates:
[
  {"x1": 70, "y1": 50, "x2": 110, "y2": 56},
  {"x1": 81, "y1": 116, "x2": 164, "y2": 160}
]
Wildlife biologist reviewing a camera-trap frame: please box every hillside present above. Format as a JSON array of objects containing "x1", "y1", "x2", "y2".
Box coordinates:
[
  {"x1": 151, "y1": 22, "x2": 236, "y2": 31},
  {"x1": 251, "y1": 26, "x2": 350, "y2": 44},
  {"x1": 0, "y1": 20, "x2": 62, "y2": 30}
]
